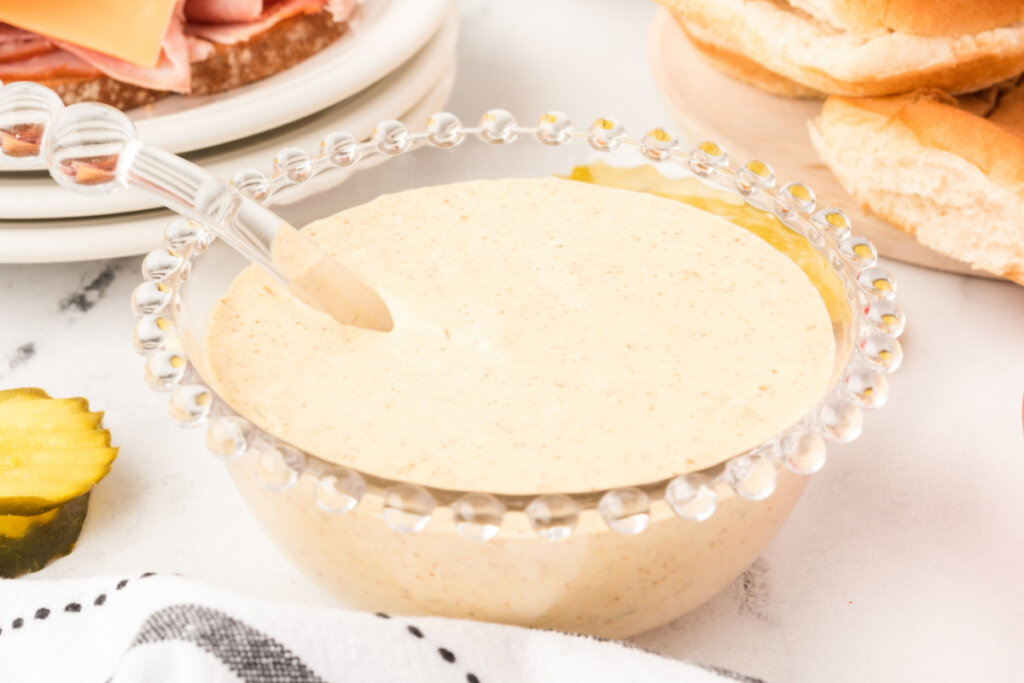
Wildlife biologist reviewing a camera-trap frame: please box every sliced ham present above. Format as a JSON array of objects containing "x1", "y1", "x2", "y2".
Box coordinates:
[
  {"x1": 325, "y1": 0, "x2": 360, "y2": 22},
  {"x1": 0, "y1": 35, "x2": 52, "y2": 63},
  {"x1": 185, "y1": 0, "x2": 264, "y2": 24},
  {"x1": 186, "y1": 36, "x2": 216, "y2": 63},
  {"x1": 0, "y1": 0, "x2": 353, "y2": 93},
  {"x1": 0, "y1": 24, "x2": 52, "y2": 63},
  {"x1": 0, "y1": 50, "x2": 100, "y2": 80},
  {"x1": 187, "y1": 0, "x2": 326, "y2": 44},
  {"x1": 50, "y1": 7, "x2": 192, "y2": 93}
]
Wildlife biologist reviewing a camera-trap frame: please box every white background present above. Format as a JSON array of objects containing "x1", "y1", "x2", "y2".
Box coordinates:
[{"x1": 1, "y1": 1, "x2": 1022, "y2": 681}]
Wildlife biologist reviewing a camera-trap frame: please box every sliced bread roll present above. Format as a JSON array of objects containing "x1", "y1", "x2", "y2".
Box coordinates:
[
  {"x1": 677, "y1": 16, "x2": 824, "y2": 99},
  {"x1": 809, "y1": 83, "x2": 1024, "y2": 284},
  {"x1": 658, "y1": 0, "x2": 1024, "y2": 97}
]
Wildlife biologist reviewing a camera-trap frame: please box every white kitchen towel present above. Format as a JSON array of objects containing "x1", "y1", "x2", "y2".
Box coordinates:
[{"x1": 0, "y1": 574, "x2": 757, "y2": 683}]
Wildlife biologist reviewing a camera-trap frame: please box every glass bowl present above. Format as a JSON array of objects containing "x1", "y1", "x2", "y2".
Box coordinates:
[{"x1": 130, "y1": 110, "x2": 904, "y2": 639}]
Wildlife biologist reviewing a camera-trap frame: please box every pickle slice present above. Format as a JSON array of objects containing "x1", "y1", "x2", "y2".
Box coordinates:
[
  {"x1": 0, "y1": 389, "x2": 117, "y2": 516},
  {"x1": 0, "y1": 411, "x2": 104, "y2": 432},
  {"x1": 0, "y1": 493, "x2": 90, "y2": 578},
  {"x1": 0, "y1": 430, "x2": 112, "y2": 450},
  {"x1": 0, "y1": 388, "x2": 49, "y2": 402},
  {"x1": 0, "y1": 398, "x2": 89, "y2": 415}
]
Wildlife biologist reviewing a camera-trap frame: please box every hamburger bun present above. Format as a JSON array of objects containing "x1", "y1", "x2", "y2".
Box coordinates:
[
  {"x1": 657, "y1": 0, "x2": 1024, "y2": 97},
  {"x1": 40, "y1": 11, "x2": 346, "y2": 109},
  {"x1": 809, "y1": 81, "x2": 1024, "y2": 284},
  {"x1": 677, "y1": 17, "x2": 824, "y2": 99}
]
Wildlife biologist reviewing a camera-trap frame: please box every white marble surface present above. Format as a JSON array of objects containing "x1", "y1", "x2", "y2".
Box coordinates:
[{"x1": 1, "y1": 1, "x2": 1023, "y2": 681}]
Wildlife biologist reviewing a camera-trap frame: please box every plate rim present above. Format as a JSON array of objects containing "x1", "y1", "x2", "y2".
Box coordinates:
[
  {"x1": 0, "y1": 0, "x2": 452, "y2": 171},
  {"x1": 0, "y1": 3, "x2": 457, "y2": 220},
  {"x1": 0, "y1": 56, "x2": 457, "y2": 263}
]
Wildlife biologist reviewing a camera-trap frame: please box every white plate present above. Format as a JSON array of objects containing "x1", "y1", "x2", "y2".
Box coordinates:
[
  {"x1": 0, "y1": 5, "x2": 456, "y2": 220},
  {"x1": 0, "y1": 0, "x2": 452, "y2": 171},
  {"x1": 0, "y1": 41, "x2": 456, "y2": 262}
]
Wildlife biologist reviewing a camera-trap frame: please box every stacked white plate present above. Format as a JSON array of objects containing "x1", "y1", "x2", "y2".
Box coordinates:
[{"x1": 0, "y1": 0, "x2": 458, "y2": 263}]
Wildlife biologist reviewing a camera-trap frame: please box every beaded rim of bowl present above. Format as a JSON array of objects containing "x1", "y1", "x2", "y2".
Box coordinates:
[{"x1": 130, "y1": 109, "x2": 905, "y2": 541}]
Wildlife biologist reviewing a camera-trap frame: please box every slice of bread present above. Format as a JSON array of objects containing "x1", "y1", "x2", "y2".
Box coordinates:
[
  {"x1": 658, "y1": 0, "x2": 1024, "y2": 97},
  {"x1": 40, "y1": 11, "x2": 347, "y2": 110},
  {"x1": 809, "y1": 83, "x2": 1024, "y2": 284}
]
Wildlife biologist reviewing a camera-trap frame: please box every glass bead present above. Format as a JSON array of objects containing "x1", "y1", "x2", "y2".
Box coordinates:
[
  {"x1": 452, "y1": 493, "x2": 506, "y2": 541},
  {"x1": 641, "y1": 128, "x2": 677, "y2": 162},
  {"x1": 735, "y1": 159, "x2": 775, "y2": 194},
  {"x1": 131, "y1": 315, "x2": 172, "y2": 353},
  {"x1": 536, "y1": 111, "x2": 572, "y2": 145},
  {"x1": 839, "y1": 235, "x2": 878, "y2": 269},
  {"x1": 205, "y1": 416, "x2": 252, "y2": 462},
  {"x1": 163, "y1": 218, "x2": 203, "y2": 250},
  {"x1": 382, "y1": 484, "x2": 435, "y2": 533},
  {"x1": 819, "y1": 396, "x2": 863, "y2": 443},
  {"x1": 864, "y1": 299, "x2": 906, "y2": 337},
  {"x1": 43, "y1": 102, "x2": 137, "y2": 196},
  {"x1": 688, "y1": 140, "x2": 727, "y2": 176},
  {"x1": 0, "y1": 81, "x2": 64, "y2": 164},
  {"x1": 321, "y1": 132, "x2": 360, "y2": 166},
  {"x1": 131, "y1": 281, "x2": 173, "y2": 316},
  {"x1": 858, "y1": 266, "x2": 897, "y2": 300},
  {"x1": 526, "y1": 494, "x2": 579, "y2": 540},
  {"x1": 141, "y1": 248, "x2": 183, "y2": 282},
  {"x1": 315, "y1": 468, "x2": 366, "y2": 514},
  {"x1": 274, "y1": 147, "x2": 313, "y2": 183},
  {"x1": 781, "y1": 431, "x2": 827, "y2": 475},
  {"x1": 598, "y1": 488, "x2": 651, "y2": 535},
  {"x1": 478, "y1": 109, "x2": 517, "y2": 144},
  {"x1": 724, "y1": 451, "x2": 778, "y2": 501},
  {"x1": 811, "y1": 208, "x2": 852, "y2": 242},
  {"x1": 256, "y1": 445, "x2": 306, "y2": 491},
  {"x1": 844, "y1": 366, "x2": 889, "y2": 409},
  {"x1": 859, "y1": 332, "x2": 903, "y2": 372},
  {"x1": 587, "y1": 117, "x2": 624, "y2": 152},
  {"x1": 168, "y1": 384, "x2": 213, "y2": 427},
  {"x1": 372, "y1": 119, "x2": 410, "y2": 154},
  {"x1": 665, "y1": 474, "x2": 718, "y2": 521},
  {"x1": 144, "y1": 350, "x2": 186, "y2": 392},
  {"x1": 231, "y1": 168, "x2": 272, "y2": 202},
  {"x1": 425, "y1": 112, "x2": 464, "y2": 148},
  {"x1": 776, "y1": 182, "x2": 816, "y2": 214}
]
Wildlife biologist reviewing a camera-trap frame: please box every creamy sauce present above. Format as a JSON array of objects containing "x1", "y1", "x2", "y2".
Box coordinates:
[{"x1": 206, "y1": 178, "x2": 834, "y2": 494}]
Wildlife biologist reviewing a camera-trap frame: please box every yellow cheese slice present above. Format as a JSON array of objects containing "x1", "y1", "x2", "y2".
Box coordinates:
[{"x1": 0, "y1": 0, "x2": 178, "y2": 68}]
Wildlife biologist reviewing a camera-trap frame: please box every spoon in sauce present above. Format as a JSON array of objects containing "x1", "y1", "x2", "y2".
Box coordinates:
[{"x1": 0, "y1": 82, "x2": 392, "y2": 332}]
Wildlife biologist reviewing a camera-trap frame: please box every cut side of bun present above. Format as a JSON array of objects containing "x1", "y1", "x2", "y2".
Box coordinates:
[
  {"x1": 809, "y1": 88, "x2": 1024, "y2": 284},
  {"x1": 658, "y1": 0, "x2": 1024, "y2": 96},
  {"x1": 680, "y1": 18, "x2": 824, "y2": 99},
  {"x1": 41, "y1": 11, "x2": 347, "y2": 110}
]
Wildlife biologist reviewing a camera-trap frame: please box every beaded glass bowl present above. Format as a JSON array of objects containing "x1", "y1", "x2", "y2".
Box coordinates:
[{"x1": 126, "y1": 109, "x2": 903, "y2": 637}]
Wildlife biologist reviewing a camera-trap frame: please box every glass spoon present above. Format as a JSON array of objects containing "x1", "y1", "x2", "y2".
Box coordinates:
[{"x1": 0, "y1": 81, "x2": 393, "y2": 332}]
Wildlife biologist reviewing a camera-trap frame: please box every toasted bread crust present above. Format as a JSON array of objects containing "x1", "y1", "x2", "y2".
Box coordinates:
[{"x1": 40, "y1": 11, "x2": 347, "y2": 109}]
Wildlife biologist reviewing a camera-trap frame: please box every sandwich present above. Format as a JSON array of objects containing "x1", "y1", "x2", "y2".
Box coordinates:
[
  {"x1": 655, "y1": 0, "x2": 1024, "y2": 97},
  {"x1": 0, "y1": 0, "x2": 360, "y2": 109},
  {"x1": 809, "y1": 78, "x2": 1024, "y2": 284}
]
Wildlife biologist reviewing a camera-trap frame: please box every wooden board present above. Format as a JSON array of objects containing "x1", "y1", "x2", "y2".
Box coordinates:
[{"x1": 647, "y1": 8, "x2": 998, "y2": 280}]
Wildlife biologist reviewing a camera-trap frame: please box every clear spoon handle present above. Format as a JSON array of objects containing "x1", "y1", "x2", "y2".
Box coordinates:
[{"x1": 0, "y1": 82, "x2": 392, "y2": 332}]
